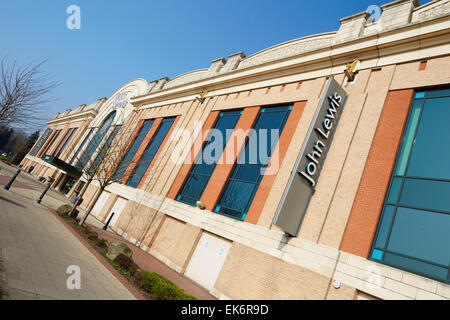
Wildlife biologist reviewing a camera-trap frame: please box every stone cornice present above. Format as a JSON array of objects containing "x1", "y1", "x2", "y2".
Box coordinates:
[
  {"x1": 131, "y1": 13, "x2": 450, "y2": 108},
  {"x1": 46, "y1": 110, "x2": 97, "y2": 125}
]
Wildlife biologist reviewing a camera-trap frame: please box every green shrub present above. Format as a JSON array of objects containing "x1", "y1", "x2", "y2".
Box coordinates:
[
  {"x1": 139, "y1": 270, "x2": 197, "y2": 300},
  {"x1": 96, "y1": 238, "x2": 108, "y2": 248},
  {"x1": 113, "y1": 254, "x2": 137, "y2": 276},
  {"x1": 0, "y1": 156, "x2": 11, "y2": 165},
  {"x1": 87, "y1": 231, "x2": 98, "y2": 240}
]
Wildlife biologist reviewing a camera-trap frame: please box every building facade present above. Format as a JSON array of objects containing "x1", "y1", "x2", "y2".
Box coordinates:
[{"x1": 23, "y1": 0, "x2": 450, "y2": 300}]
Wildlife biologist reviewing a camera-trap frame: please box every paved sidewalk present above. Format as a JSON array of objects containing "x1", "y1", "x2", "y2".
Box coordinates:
[
  {"x1": 0, "y1": 162, "x2": 216, "y2": 300},
  {"x1": 0, "y1": 167, "x2": 136, "y2": 300}
]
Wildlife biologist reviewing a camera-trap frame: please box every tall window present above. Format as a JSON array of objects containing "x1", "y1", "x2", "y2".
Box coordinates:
[
  {"x1": 214, "y1": 105, "x2": 292, "y2": 221},
  {"x1": 39, "y1": 129, "x2": 62, "y2": 158},
  {"x1": 75, "y1": 111, "x2": 116, "y2": 170},
  {"x1": 112, "y1": 119, "x2": 155, "y2": 181},
  {"x1": 70, "y1": 128, "x2": 94, "y2": 165},
  {"x1": 370, "y1": 88, "x2": 450, "y2": 283},
  {"x1": 51, "y1": 129, "x2": 71, "y2": 156},
  {"x1": 54, "y1": 128, "x2": 78, "y2": 159},
  {"x1": 176, "y1": 110, "x2": 242, "y2": 206},
  {"x1": 126, "y1": 117, "x2": 175, "y2": 188},
  {"x1": 88, "y1": 125, "x2": 122, "y2": 175},
  {"x1": 30, "y1": 128, "x2": 53, "y2": 156}
]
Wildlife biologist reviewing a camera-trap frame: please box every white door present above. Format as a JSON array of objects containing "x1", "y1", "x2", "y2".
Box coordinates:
[
  {"x1": 104, "y1": 197, "x2": 128, "y2": 227},
  {"x1": 91, "y1": 191, "x2": 110, "y2": 217},
  {"x1": 185, "y1": 233, "x2": 232, "y2": 291}
]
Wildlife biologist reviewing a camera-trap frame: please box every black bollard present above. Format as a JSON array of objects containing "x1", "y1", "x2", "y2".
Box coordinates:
[
  {"x1": 4, "y1": 169, "x2": 20, "y2": 190},
  {"x1": 36, "y1": 185, "x2": 51, "y2": 204},
  {"x1": 103, "y1": 212, "x2": 115, "y2": 231}
]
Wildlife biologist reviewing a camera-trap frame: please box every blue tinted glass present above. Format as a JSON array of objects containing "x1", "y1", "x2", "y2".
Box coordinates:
[
  {"x1": 387, "y1": 207, "x2": 450, "y2": 266},
  {"x1": 89, "y1": 126, "x2": 121, "y2": 175},
  {"x1": 414, "y1": 92, "x2": 425, "y2": 99},
  {"x1": 177, "y1": 111, "x2": 241, "y2": 205},
  {"x1": 426, "y1": 88, "x2": 450, "y2": 98},
  {"x1": 384, "y1": 252, "x2": 448, "y2": 282},
  {"x1": 70, "y1": 128, "x2": 94, "y2": 165},
  {"x1": 127, "y1": 118, "x2": 175, "y2": 188},
  {"x1": 371, "y1": 249, "x2": 384, "y2": 261},
  {"x1": 216, "y1": 105, "x2": 292, "y2": 219},
  {"x1": 55, "y1": 128, "x2": 78, "y2": 158},
  {"x1": 386, "y1": 178, "x2": 402, "y2": 204},
  {"x1": 178, "y1": 174, "x2": 210, "y2": 205},
  {"x1": 77, "y1": 111, "x2": 116, "y2": 169},
  {"x1": 41, "y1": 130, "x2": 62, "y2": 158},
  {"x1": 400, "y1": 179, "x2": 450, "y2": 213},
  {"x1": 394, "y1": 100, "x2": 423, "y2": 176},
  {"x1": 219, "y1": 181, "x2": 255, "y2": 213},
  {"x1": 375, "y1": 205, "x2": 396, "y2": 249},
  {"x1": 52, "y1": 129, "x2": 72, "y2": 156},
  {"x1": 407, "y1": 97, "x2": 450, "y2": 180},
  {"x1": 372, "y1": 90, "x2": 450, "y2": 283},
  {"x1": 112, "y1": 119, "x2": 154, "y2": 181}
]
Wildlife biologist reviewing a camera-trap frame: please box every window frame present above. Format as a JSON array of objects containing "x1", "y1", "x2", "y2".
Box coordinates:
[{"x1": 369, "y1": 88, "x2": 450, "y2": 284}]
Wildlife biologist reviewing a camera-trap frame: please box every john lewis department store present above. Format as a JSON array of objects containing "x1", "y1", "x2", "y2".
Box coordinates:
[{"x1": 22, "y1": 0, "x2": 450, "y2": 300}]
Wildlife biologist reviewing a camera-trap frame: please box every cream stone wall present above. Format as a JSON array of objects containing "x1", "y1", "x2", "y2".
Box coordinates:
[
  {"x1": 150, "y1": 216, "x2": 201, "y2": 273},
  {"x1": 214, "y1": 243, "x2": 330, "y2": 300}
]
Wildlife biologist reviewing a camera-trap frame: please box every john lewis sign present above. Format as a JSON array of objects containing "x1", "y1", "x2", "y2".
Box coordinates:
[{"x1": 273, "y1": 77, "x2": 348, "y2": 237}]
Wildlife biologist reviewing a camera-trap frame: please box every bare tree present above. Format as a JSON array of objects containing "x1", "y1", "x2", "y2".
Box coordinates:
[
  {"x1": 0, "y1": 56, "x2": 60, "y2": 128},
  {"x1": 65, "y1": 114, "x2": 142, "y2": 226}
]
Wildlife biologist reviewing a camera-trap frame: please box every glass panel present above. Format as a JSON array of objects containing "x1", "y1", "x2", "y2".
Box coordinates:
[
  {"x1": 127, "y1": 118, "x2": 175, "y2": 188},
  {"x1": 62, "y1": 177, "x2": 77, "y2": 195},
  {"x1": 426, "y1": 88, "x2": 450, "y2": 98},
  {"x1": 55, "y1": 128, "x2": 78, "y2": 158},
  {"x1": 215, "y1": 206, "x2": 243, "y2": 220},
  {"x1": 177, "y1": 111, "x2": 241, "y2": 205},
  {"x1": 112, "y1": 119, "x2": 154, "y2": 181},
  {"x1": 216, "y1": 105, "x2": 292, "y2": 219},
  {"x1": 386, "y1": 178, "x2": 402, "y2": 204},
  {"x1": 70, "y1": 128, "x2": 94, "y2": 165},
  {"x1": 400, "y1": 178, "x2": 450, "y2": 213},
  {"x1": 52, "y1": 129, "x2": 71, "y2": 156},
  {"x1": 387, "y1": 207, "x2": 450, "y2": 266},
  {"x1": 77, "y1": 111, "x2": 116, "y2": 169},
  {"x1": 375, "y1": 205, "x2": 396, "y2": 249},
  {"x1": 371, "y1": 249, "x2": 384, "y2": 261},
  {"x1": 414, "y1": 92, "x2": 425, "y2": 99},
  {"x1": 233, "y1": 164, "x2": 262, "y2": 182},
  {"x1": 384, "y1": 252, "x2": 448, "y2": 283},
  {"x1": 407, "y1": 97, "x2": 450, "y2": 180},
  {"x1": 178, "y1": 174, "x2": 209, "y2": 202},
  {"x1": 177, "y1": 194, "x2": 198, "y2": 206},
  {"x1": 219, "y1": 181, "x2": 255, "y2": 214},
  {"x1": 395, "y1": 100, "x2": 423, "y2": 176},
  {"x1": 89, "y1": 126, "x2": 122, "y2": 175},
  {"x1": 41, "y1": 130, "x2": 62, "y2": 158}
]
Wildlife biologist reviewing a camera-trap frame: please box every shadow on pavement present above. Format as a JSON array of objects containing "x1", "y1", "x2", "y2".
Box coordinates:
[{"x1": 0, "y1": 195, "x2": 27, "y2": 209}]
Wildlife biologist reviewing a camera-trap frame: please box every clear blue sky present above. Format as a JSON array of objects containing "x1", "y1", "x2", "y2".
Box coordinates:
[{"x1": 0, "y1": 0, "x2": 432, "y2": 132}]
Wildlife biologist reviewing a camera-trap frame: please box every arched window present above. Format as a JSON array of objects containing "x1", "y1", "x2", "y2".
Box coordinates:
[{"x1": 75, "y1": 111, "x2": 117, "y2": 170}]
